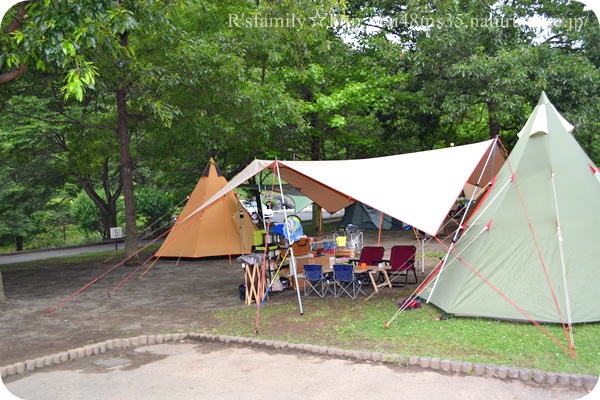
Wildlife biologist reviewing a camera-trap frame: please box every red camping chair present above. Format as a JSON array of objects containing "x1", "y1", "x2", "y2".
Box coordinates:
[
  {"x1": 351, "y1": 246, "x2": 385, "y2": 285},
  {"x1": 351, "y1": 246, "x2": 385, "y2": 267},
  {"x1": 381, "y1": 245, "x2": 418, "y2": 287}
]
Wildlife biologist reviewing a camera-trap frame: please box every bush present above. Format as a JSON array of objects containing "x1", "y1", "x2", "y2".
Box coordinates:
[
  {"x1": 70, "y1": 191, "x2": 103, "y2": 238},
  {"x1": 135, "y1": 186, "x2": 176, "y2": 235}
]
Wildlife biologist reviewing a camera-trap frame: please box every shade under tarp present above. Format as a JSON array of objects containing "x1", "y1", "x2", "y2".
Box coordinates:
[{"x1": 341, "y1": 202, "x2": 404, "y2": 230}]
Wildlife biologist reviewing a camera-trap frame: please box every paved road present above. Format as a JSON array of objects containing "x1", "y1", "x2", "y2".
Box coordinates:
[
  {"x1": 0, "y1": 239, "x2": 162, "y2": 265},
  {"x1": 3, "y1": 343, "x2": 594, "y2": 400}
]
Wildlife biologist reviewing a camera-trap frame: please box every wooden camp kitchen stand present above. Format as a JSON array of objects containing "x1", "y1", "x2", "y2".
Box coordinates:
[
  {"x1": 237, "y1": 254, "x2": 268, "y2": 305},
  {"x1": 243, "y1": 263, "x2": 265, "y2": 305}
]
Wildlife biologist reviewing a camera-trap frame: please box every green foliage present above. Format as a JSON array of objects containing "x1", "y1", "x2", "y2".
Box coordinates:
[
  {"x1": 134, "y1": 186, "x2": 176, "y2": 233},
  {"x1": 1, "y1": 0, "x2": 600, "y2": 249},
  {"x1": 347, "y1": 0, "x2": 599, "y2": 148},
  {"x1": 0, "y1": 93, "x2": 71, "y2": 248},
  {"x1": 62, "y1": 60, "x2": 99, "y2": 101},
  {"x1": 70, "y1": 191, "x2": 103, "y2": 239}
]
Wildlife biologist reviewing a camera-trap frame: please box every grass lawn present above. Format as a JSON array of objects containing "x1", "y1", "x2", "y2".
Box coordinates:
[{"x1": 210, "y1": 291, "x2": 600, "y2": 377}]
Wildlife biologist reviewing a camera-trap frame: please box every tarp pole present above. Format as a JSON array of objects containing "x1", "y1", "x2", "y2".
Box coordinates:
[
  {"x1": 257, "y1": 177, "x2": 267, "y2": 232},
  {"x1": 377, "y1": 211, "x2": 383, "y2": 246},
  {"x1": 421, "y1": 233, "x2": 426, "y2": 274},
  {"x1": 275, "y1": 161, "x2": 304, "y2": 315},
  {"x1": 288, "y1": 247, "x2": 303, "y2": 315},
  {"x1": 319, "y1": 210, "x2": 323, "y2": 235}
]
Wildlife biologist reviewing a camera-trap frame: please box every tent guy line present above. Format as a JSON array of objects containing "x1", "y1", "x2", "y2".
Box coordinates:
[
  {"x1": 47, "y1": 161, "x2": 255, "y2": 312},
  {"x1": 550, "y1": 167, "x2": 573, "y2": 348},
  {"x1": 157, "y1": 160, "x2": 257, "y2": 260},
  {"x1": 479, "y1": 114, "x2": 573, "y2": 352},
  {"x1": 46, "y1": 230, "x2": 169, "y2": 313},
  {"x1": 98, "y1": 195, "x2": 191, "y2": 266},
  {"x1": 45, "y1": 92, "x2": 598, "y2": 362},
  {"x1": 384, "y1": 221, "x2": 575, "y2": 358}
]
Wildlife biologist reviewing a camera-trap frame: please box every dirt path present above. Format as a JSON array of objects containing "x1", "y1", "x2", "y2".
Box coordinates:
[{"x1": 0, "y1": 230, "x2": 432, "y2": 366}]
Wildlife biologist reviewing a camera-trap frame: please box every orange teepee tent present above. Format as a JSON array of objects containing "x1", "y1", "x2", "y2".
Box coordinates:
[{"x1": 156, "y1": 158, "x2": 257, "y2": 258}]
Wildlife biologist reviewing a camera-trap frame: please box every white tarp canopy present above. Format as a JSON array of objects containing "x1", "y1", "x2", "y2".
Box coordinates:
[{"x1": 183, "y1": 139, "x2": 503, "y2": 236}]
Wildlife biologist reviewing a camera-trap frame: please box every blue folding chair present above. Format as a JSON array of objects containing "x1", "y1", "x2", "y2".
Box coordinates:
[
  {"x1": 303, "y1": 264, "x2": 333, "y2": 298},
  {"x1": 333, "y1": 264, "x2": 366, "y2": 299}
]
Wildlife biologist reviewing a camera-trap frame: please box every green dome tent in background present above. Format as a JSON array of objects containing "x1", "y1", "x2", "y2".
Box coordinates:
[
  {"x1": 341, "y1": 202, "x2": 404, "y2": 230},
  {"x1": 421, "y1": 92, "x2": 600, "y2": 344}
]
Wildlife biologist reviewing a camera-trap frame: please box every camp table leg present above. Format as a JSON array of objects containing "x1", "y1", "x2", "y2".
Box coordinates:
[{"x1": 368, "y1": 268, "x2": 392, "y2": 294}]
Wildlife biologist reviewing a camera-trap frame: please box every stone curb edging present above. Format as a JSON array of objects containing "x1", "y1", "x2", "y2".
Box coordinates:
[{"x1": 1, "y1": 333, "x2": 597, "y2": 392}]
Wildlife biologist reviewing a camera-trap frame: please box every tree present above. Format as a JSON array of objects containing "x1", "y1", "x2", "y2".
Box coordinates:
[
  {"x1": 1, "y1": 1, "x2": 101, "y2": 97},
  {"x1": 1, "y1": 0, "x2": 598, "y2": 305},
  {"x1": 0, "y1": 84, "x2": 125, "y2": 241},
  {"x1": 1, "y1": 0, "x2": 189, "y2": 265},
  {"x1": 345, "y1": 0, "x2": 599, "y2": 151},
  {"x1": 0, "y1": 92, "x2": 68, "y2": 250}
]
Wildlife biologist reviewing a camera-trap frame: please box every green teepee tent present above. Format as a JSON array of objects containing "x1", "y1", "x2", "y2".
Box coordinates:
[{"x1": 421, "y1": 92, "x2": 600, "y2": 331}]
